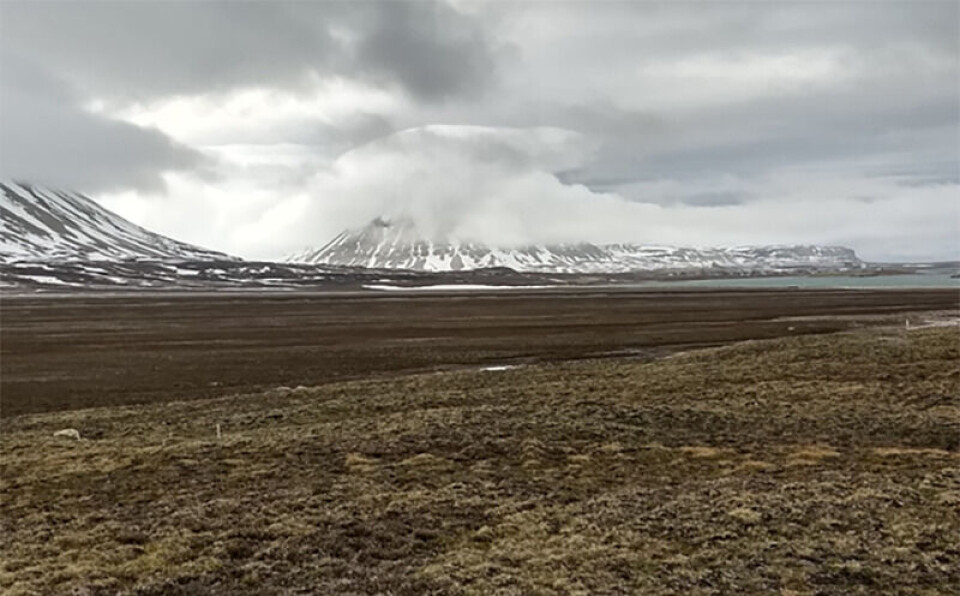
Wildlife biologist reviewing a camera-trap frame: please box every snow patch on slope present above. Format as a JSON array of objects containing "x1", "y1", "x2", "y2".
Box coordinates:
[
  {"x1": 0, "y1": 181, "x2": 233, "y2": 262},
  {"x1": 288, "y1": 217, "x2": 863, "y2": 273}
]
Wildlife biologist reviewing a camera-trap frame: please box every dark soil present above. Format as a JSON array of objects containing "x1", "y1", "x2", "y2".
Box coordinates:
[{"x1": 2, "y1": 288, "x2": 957, "y2": 417}]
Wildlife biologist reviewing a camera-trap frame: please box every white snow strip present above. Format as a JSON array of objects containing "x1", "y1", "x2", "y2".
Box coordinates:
[
  {"x1": 908, "y1": 317, "x2": 960, "y2": 330},
  {"x1": 21, "y1": 275, "x2": 79, "y2": 285},
  {"x1": 363, "y1": 284, "x2": 554, "y2": 291}
]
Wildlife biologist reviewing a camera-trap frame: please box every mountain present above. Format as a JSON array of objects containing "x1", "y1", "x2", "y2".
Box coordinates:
[
  {"x1": 0, "y1": 181, "x2": 232, "y2": 262},
  {"x1": 287, "y1": 218, "x2": 863, "y2": 273}
]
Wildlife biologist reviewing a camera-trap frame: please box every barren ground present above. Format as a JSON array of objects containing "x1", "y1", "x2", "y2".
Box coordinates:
[
  {"x1": 2, "y1": 288, "x2": 956, "y2": 417},
  {"x1": 1, "y1": 290, "x2": 958, "y2": 594}
]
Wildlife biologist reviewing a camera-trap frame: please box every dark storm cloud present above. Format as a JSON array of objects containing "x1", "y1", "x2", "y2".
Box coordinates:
[
  {"x1": 461, "y1": 1, "x2": 958, "y2": 202},
  {"x1": 0, "y1": 2, "x2": 335, "y2": 98},
  {"x1": 1, "y1": 0, "x2": 956, "y2": 260},
  {"x1": 355, "y1": 1, "x2": 498, "y2": 101},
  {"x1": 678, "y1": 192, "x2": 746, "y2": 208},
  {"x1": 497, "y1": 1, "x2": 958, "y2": 64},
  {"x1": 0, "y1": 0, "x2": 501, "y2": 102},
  {"x1": 527, "y1": 38, "x2": 957, "y2": 201},
  {"x1": 624, "y1": 83, "x2": 956, "y2": 190},
  {"x1": 0, "y1": 52, "x2": 204, "y2": 193},
  {"x1": 0, "y1": 0, "x2": 502, "y2": 191}
]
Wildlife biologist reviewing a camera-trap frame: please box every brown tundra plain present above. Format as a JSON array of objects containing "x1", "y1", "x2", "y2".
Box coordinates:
[{"x1": 1, "y1": 288, "x2": 958, "y2": 595}]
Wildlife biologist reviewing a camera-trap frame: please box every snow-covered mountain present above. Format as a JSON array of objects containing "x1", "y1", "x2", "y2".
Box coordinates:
[
  {"x1": 0, "y1": 181, "x2": 232, "y2": 262},
  {"x1": 287, "y1": 217, "x2": 862, "y2": 273}
]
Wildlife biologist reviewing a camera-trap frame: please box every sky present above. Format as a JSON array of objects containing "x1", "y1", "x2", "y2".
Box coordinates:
[{"x1": 1, "y1": 0, "x2": 957, "y2": 262}]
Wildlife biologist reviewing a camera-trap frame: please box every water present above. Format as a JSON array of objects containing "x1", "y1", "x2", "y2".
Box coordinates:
[{"x1": 634, "y1": 273, "x2": 960, "y2": 289}]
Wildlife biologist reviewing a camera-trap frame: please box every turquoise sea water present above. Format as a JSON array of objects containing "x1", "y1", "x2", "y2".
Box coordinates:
[{"x1": 635, "y1": 273, "x2": 960, "y2": 289}]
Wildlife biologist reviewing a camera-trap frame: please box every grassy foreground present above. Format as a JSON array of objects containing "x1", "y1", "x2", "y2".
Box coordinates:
[{"x1": 2, "y1": 326, "x2": 958, "y2": 595}]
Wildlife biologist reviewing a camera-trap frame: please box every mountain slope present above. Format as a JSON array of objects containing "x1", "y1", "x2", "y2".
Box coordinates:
[
  {"x1": 287, "y1": 218, "x2": 862, "y2": 273},
  {"x1": 0, "y1": 181, "x2": 232, "y2": 262}
]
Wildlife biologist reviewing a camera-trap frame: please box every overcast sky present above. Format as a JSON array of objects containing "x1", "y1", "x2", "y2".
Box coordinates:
[{"x1": 1, "y1": 1, "x2": 957, "y2": 261}]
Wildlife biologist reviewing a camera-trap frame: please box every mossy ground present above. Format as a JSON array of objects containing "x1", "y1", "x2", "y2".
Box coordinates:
[{"x1": 2, "y1": 326, "x2": 958, "y2": 594}]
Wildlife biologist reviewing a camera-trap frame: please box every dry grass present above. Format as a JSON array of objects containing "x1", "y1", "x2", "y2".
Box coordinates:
[{"x1": 1, "y1": 326, "x2": 958, "y2": 594}]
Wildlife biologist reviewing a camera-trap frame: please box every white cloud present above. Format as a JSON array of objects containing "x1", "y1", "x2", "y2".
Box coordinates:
[
  {"x1": 98, "y1": 125, "x2": 959, "y2": 262},
  {"x1": 10, "y1": 1, "x2": 953, "y2": 263},
  {"x1": 108, "y1": 79, "x2": 401, "y2": 146},
  {"x1": 633, "y1": 50, "x2": 846, "y2": 108}
]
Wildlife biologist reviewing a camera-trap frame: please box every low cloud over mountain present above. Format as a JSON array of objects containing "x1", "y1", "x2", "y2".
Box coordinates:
[{"x1": 1, "y1": 1, "x2": 956, "y2": 261}]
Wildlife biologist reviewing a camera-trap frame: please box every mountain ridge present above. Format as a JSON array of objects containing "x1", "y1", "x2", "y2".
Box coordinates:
[
  {"x1": 0, "y1": 181, "x2": 233, "y2": 262},
  {"x1": 287, "y1": 218, "x2": 863, "y2": 273}
]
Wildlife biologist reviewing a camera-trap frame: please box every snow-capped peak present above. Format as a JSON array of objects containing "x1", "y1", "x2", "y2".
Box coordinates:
[
  {"x1": 0, "y1": 180, "x2": 233, "y2": 262},
  {"x1": 286, "y1": 217, "x2": 862, "y2": 273}
]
